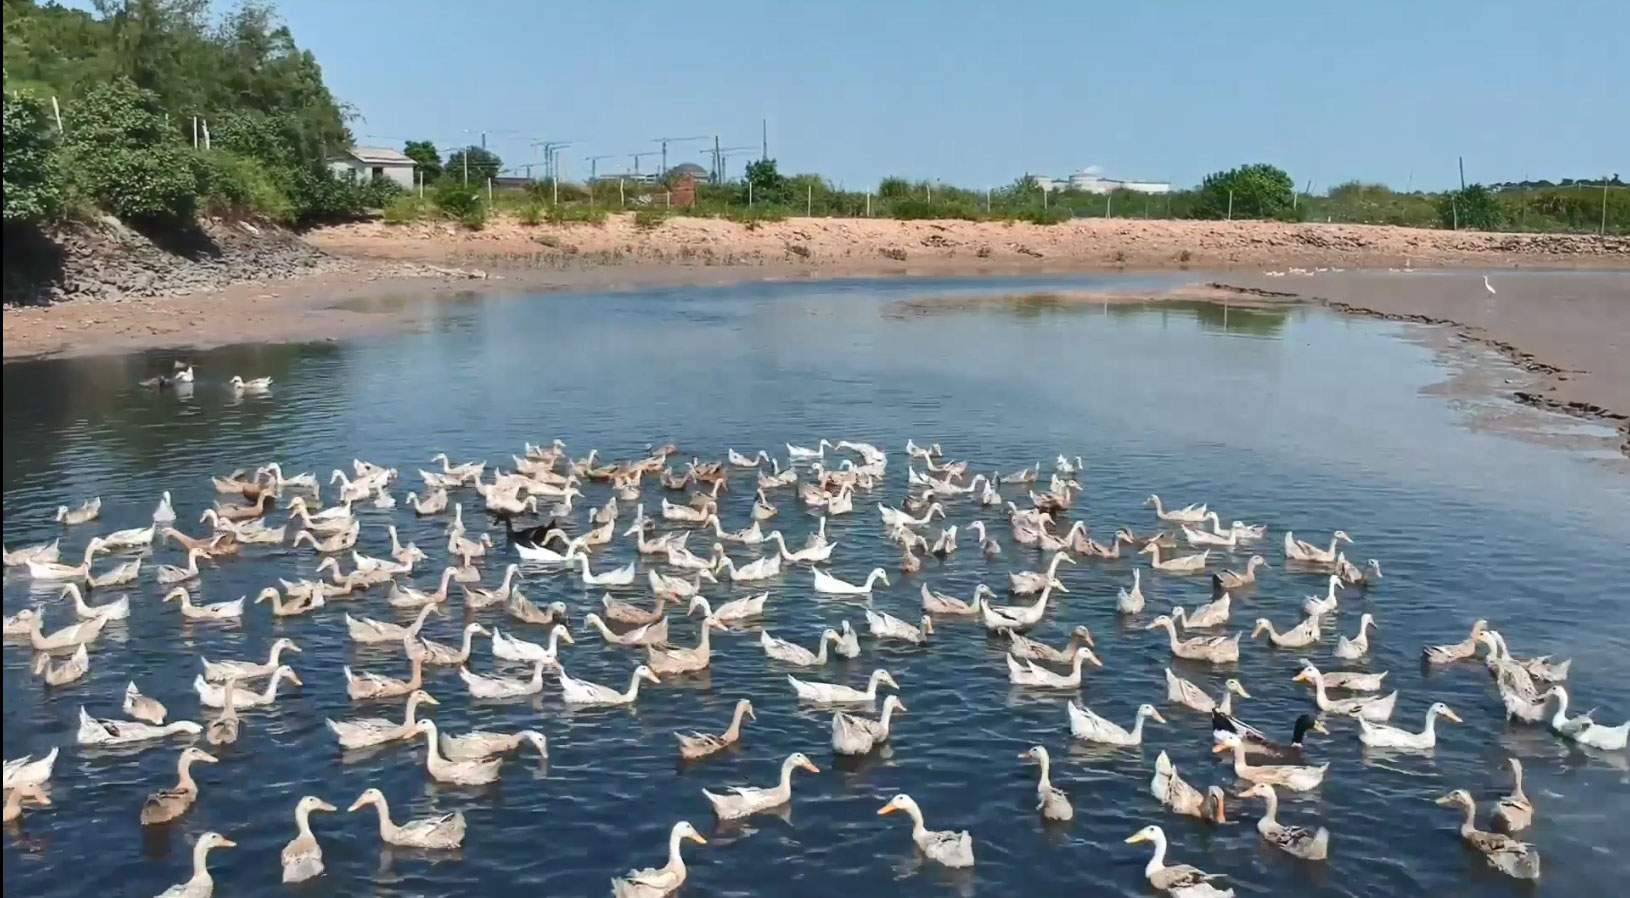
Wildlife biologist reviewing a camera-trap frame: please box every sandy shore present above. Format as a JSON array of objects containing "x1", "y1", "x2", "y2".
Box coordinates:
[{"x1": 5, "y1": 215, "x2": 1625, "y2": 451}]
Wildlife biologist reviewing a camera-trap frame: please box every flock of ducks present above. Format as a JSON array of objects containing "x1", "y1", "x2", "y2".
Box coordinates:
[{"x1": 3, "y1": 427, "x2": 1624, "y2": 897}]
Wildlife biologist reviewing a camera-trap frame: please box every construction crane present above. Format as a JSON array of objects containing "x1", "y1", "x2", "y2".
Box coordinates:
[
  {"x1": 629, "y1": 151, "x2": 661, "y2": 180},
  {"x1": 709, "y1": 145, "x2": 757, "y2": 182},
  {"x1": 584, "y1": 154, "x2": 616, "y2": 182},
  {"x1": 652, "y1": 135, "x2": 708, "y2": 181}
]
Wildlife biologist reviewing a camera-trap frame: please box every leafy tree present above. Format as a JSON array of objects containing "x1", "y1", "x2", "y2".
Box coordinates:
[
  {"x1": 444, "y1": 145, "x2": 501, "y2": 184},
  {"x1": 877, "y1": 176, "x2": 911, "y2": 200},
  {"x1": 1192, "y1": 163, "x2": 1295, "y2": 220},
  {"x1": 2, "y1": 89, "x2": 65, "y2": 222},
  {"x1": 746, "y1": 157, "x2": 785, "y2": 199},
  {"x1": 403, "y1": 139, "x2": 441, "y2": 182},
  {"x1": 1437, "y1": 183, "x2": 1505, "y2": 231},
  {"x1": 64, "y1": 76, "x2": 200, "y2": 224}
]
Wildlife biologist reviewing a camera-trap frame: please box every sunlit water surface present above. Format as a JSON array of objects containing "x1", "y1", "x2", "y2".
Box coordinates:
[{"x1": 4, "y1": 276, "x2": 1628, "y2": 897}]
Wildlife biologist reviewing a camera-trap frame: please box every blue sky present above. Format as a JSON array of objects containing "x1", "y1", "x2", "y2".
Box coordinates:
[{"x1": 268, "y1": 0, "x2": 1625, "y2": 190}]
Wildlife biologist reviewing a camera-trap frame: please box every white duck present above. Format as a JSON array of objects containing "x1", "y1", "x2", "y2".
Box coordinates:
[
  {"x1": 611, "y1": 821, "x2": 707, "y2": 898},
  {"x1": 461, "y1": 659, "x2": 548, "y2": 699},
  {"x1": 1302, "y1": 575, "x2": 1343, "y2": 617},
  {"x1": 1068, "y1": 701, "x2": 1166, "y2": 746},
  {"x1": 1360, "y1": 701, "x2": 1462, "y2": 750},
  {"x1": 876, "y1": 794, "x2": 975, "y2": 868},
  {"x1": 1545, "y1": 686, "x2": 1628, "y2": 750},
  {"x1": 559, "y1": 663, "x2": 662, "y2": 706},
  {"x1": 832, "y1": 695, "x2": 907, "y2": 755},
  {"x1": 813, "y1": 566, "x2": 890, "y2": 595},
  {"x1": 194, "y1": 665, "x2": 302, "y2": 708},
  {"x1": 346, "y1": 604, "x2": 439, "y2": 644},
  {"x1": 1010, "y1": 552, "x2": 1073, "y2": 595},
  {"x1": 1117, "y1": 568, "x2": 1146, "y2": 614},
  {"x1": 760, "y1": 628, "x2": 840, "y2": 666},
  {"x1": 1333, "y1": 613, "x2": 1377, "y2": 660},
  {"x1": 716, "y1": 551, "x2": 782, "y2": 583},
  {"x1": 1293, "y1": 663, "x2": 1397, "y2": 721},
  {"x1": 1142, "y1": 542, "x2": 1209, "y2": 573},
  {"x1": 1146, "y1": 494, "x2": 1208, "y2": 523},
  {"x1": 280, "y1": 795, "x2": 337, "y2": 883},
  {"x1": 3, "y1": 747, "x2": 59, "y2": 790},
  {"x1": 978, "y1": 584, "x2": 1057, "y2": 632},
  {"x1": 76, "y1": 707, "x2": 202, "y2": 745},
  {"x1": 156, "y1": 832, "x2": 236, "y2": 898},
  {"x1": 865, "y1": 608, "x2": 933, "y2": 645},
  {"x1": 1284, "y1": 530, "x2": 1352, "y2": 564},
  {"x1": 1252, "y1": 614, "x2": 1322, "y2": 649},
  {"x1": 1019, "y1": 745, "x2": 1073, "y2": 820},
  {"x1": 163, "y1": 587, "x2": 243, "y2": 621},
  {"x1": 1173, "y1": 592, "x2": 1231, "y2": 629},
  {"x1": 491, "y1": 625, "x2": 574, "y2": 665},
  {"x1": 689, "y1": 593, "x2": 768, "y2": 625},
  {"x1": 412, "y1": 720, "x2": 501, "y2": 784},
  {"x1": 124, "y1": 681, "x2": 168, "y2": 724},
  {"x1": 1007, "y1": 646, "x2": 1101, "y2": 688},
  {"x1": 788, "y1": 668, "x2": 899, "y2": 705},
  {"x1": 584, "y1": 612, "x2": 669, "y2": 647},
  {"x1": 576, "y1": 554, "x2": 637, "y2": 587},
  {"x1": 410, "y1": 622, "x2": 490, "y2": 666},
  {"x1": 701, "y1": 752, "x2": 821, "y2": 820},
  {"x1": 29, "y1": 611, "x2": 107, "y2": 652},
  {"x1": 61, "y1": 583, "x2": 129, "y2": 622}
]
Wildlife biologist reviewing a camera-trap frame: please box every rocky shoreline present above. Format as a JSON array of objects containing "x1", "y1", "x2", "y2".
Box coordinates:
[{"x1": 3, "y1": 216, "x2": 343, "y2": 307}]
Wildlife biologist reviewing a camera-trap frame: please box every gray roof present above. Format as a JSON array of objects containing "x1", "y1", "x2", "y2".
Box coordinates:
[{"x1": 338, "y1": 146, "x2": 415, "y2": 166}]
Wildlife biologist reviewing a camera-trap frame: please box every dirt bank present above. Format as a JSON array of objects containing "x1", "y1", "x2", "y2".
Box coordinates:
[{"x1": 305, "y1": 213, "x2": 1628, "y2": 273}]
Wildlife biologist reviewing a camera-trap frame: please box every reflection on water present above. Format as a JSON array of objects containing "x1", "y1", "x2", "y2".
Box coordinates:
[{"x1": 4, "y1": 275, "x2": 1629, "y2": 898}]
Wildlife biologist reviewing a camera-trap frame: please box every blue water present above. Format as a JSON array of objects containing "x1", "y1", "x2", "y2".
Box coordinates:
[{"x1": 4, "y1": 276, "x2": 1628, "y2": 897}]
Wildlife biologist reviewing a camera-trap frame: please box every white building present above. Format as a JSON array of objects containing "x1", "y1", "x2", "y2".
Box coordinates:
[
  {"x1": 328, "y1": 147, "x2": 416, "y2": 189},
  {"x1": 1032, "y1": 166, "x2": 1171, "y2": 195}
]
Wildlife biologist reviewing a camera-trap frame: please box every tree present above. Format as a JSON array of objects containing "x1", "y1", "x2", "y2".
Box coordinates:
[
  {"x1": 2, "y1": 90, "x2": 65, "y2": 223},
  {"x1": 444, "y1": 145, "x2": 501, "y2": 184},
  {"x1": 403, "y1": 140, "x2": 441, "y2": 182},
  {"x1": 1192, "y1": 163, "x2": 1295, "y2": 220}
]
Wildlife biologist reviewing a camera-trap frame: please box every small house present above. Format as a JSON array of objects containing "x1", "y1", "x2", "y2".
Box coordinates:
[{"x1": 328, "y1": 147, "x2": 417, "y2": 189}]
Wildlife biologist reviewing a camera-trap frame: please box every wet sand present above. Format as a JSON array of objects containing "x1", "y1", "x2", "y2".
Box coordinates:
[{"x1": 1211, "y1": 270, "x2": 1629, "y2": 442}]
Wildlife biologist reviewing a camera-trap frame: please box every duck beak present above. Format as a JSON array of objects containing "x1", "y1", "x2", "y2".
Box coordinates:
[
  {"x1": 1124, "y1": 831, "x2": 1148, "y2": 844},
  {"x1": 1312, "y1": 719, "x2": 1330, "y2": 735},
  {"x1": 1442, "y1": 708, "x2": 1463, "y2": 724},
  {"x1": 218, "y1": 837, "x2": 238, "y2": 848},
  {"x1": 877, "y1": 804, "x2": 898, "y2": 816},
  {"x1": 1433, "y1": 794, "x2": 1455, "y2": 806},
  {"x1": 800, "y1": 760, "x2": 820, "y2": 774},
  {"x1": 316, "y1": 800, "x2": 337, "y2": 812},
  {"x1": 686, "y1": 832, "x2": 708, "y2": 845},
  {"x1": 346, "y1": 797, "x2": 367, "y2": 812},
  {"x1": 1211, "y1": 742, "x2": 1230, "y2": 754},
  {"x1": 1291, "y1": 670, "x2": 1309, "y2": 683},
  {"x1": 1088, "y1": 653, "x2": 1103, "y2": 667}
]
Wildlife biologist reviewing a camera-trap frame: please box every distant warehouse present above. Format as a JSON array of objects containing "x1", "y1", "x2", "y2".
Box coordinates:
[{"x1": 1032, "y1": 167, "x2": 1170, "y2": 195}]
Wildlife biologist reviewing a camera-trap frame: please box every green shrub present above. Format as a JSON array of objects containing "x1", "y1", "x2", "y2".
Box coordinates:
[
  {"x1": 382, "y1": 195, "x2": 429, "y2": 224},
  {"x1": 196, "y1": 150, "x2": 294, "y2": 223},
  {"x1": 359, "y1": 176, "x2": 404, "y2": 211},
  {"x1": 1017, "y1": 206, "x2": 1072, "y2": 225},
  {"x1": 634, "y1": 209, "x2": 670, "y2": 229},
  {"x1": 64, "y1": 78, "x2": 200, "y2": 225},
  {"x1": 432, "y1": 179, "x2": 485, "y2": 226},
  {"x1": 287, "y1": 165, "x2": 368, "y2": 225},
  {"x1": 517, "y1": 203, "x2": 543, "y2": 225},
  {"x1": 2, "y1": 90, "x2": 65, "y2": 223},
  {"x1": 547, "y1": 204, "x2": 607, "y2": 225}
]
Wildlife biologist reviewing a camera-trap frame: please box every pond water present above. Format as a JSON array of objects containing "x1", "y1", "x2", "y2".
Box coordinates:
[{"x1": 4, "y1": 275, "x2": 1628, "y2": 898}]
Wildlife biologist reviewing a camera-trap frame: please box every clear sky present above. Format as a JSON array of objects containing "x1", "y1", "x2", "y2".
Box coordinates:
[{"x1": 271, "y1": 0, "x2": 1626, "y2": 191}]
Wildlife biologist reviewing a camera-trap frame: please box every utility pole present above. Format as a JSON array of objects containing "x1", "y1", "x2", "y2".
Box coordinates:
[
  {"x1": 1458, "y1": 156, "x2": 1466, "y2": 191},
  {"x1": 761, "y1": 118, "x2": 768, "y2": 160},
  {"x1": 531, "y1": 140, "x2": 574, "y2": 183},
  {"x1": 652, "y1": 135, "x2": 707, "y2": 183}
]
